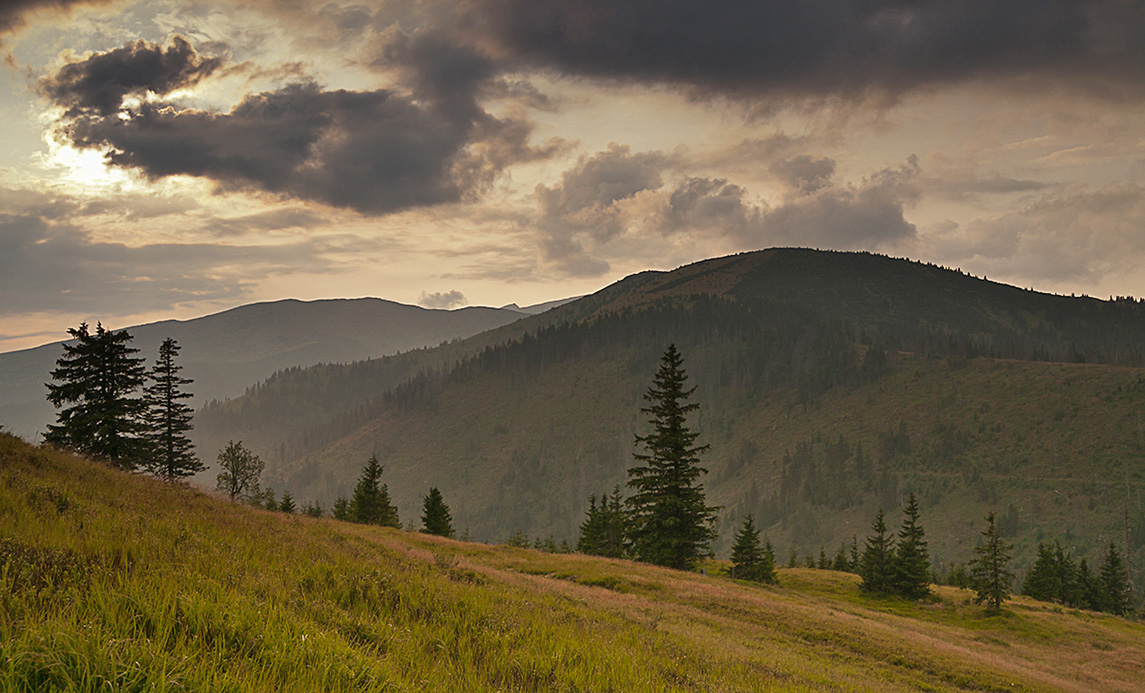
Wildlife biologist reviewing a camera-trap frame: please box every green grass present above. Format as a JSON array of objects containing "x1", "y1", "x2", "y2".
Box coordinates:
[{"x1": 3, "y1": 433, "x2": 1145, "y2": 691}]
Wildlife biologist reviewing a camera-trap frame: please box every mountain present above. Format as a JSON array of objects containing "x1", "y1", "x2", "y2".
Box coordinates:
[
  {"x1": 499, "y1": 296, "x2": 583, "y2": 314},
  {"x1": 0, "y1": 298, "x2": 527, "y2": 440},
  {"x1": 5, "y1": 433, "x2": 1144, "y2": 690},
  {"x1": 189, "y1": 249, "x2": 1145, "y2": 606}
]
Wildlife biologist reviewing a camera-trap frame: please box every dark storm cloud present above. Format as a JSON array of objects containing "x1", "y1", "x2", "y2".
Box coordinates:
[
  {"x1": 461, "y1": 0, "x2": 1145, "y2": 99},
  {"x1": 45, "y1": 36, "x2": 556, "y2": 214},
  {"x1": 39, "y1": 37, "x2": 223, "y2": 116},
  {"x1": 0, "y1": 207, "x2": 363, "y2": 316}
]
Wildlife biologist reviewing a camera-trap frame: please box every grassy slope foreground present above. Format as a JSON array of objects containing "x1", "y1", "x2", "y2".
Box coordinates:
[{"x1": 3, "y1": 434, "x2": 1145, "y2": 692}]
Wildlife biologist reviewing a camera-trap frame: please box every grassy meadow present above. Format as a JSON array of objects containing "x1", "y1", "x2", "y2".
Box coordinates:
[{"x1": 3, "y1": 431, "x2": 1144, "y2": 692}]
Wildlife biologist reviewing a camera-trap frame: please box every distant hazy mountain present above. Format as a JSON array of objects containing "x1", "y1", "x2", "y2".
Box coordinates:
[
  {"x1": 499, "y1": 296, "x2": 583, "y2": 315},
  {"x1": 0, "y1": 298, "x2": 527, "y2": 440},
  {"x1": 194, "y1": 249, "x2": 1145, "y2": 592}
]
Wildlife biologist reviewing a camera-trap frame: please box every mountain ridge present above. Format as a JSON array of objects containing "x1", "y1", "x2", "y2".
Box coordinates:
[{"x1": 0, "y1": 297, "x2": 529, "y2": 440}]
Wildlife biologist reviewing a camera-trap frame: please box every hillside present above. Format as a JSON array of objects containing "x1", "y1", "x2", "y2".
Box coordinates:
[
  {"x1": 193, "y1": 249, "x2": 1145, "y2": 599},
  {"x1": 3, "y1": 433, "x2": 1144, "y2": 691},
  {"x1": 0, "y1": 298, "x2": 528, "y2": 441}
]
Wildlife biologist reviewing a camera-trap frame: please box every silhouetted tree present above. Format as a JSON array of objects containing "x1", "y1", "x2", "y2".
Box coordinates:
[
  {"x1": 626, "y1": 344, "x2": 718, "y2": 570},
  {"x1": 421, "y1": 487, "x2": 455, "y2": 537},
  {"x1": 332, "y1": 496, "x2": 350, "y2": 521},
  {"x1": 45, "y1": 322, "x2": 148, "y2": 469},
  {"x1": 278, "y1": 492, "x2": 296, "y2": 514},
  {"x1": 968, "y1": 512, "x2": 1013, "y2": 614},
  {"x1": 859, "y1": 509, "x2": 895, "y2": 593},
  {"x1": 350, "y1": 454, "x2": 400, "y2": 527},
  {"x1": 143, "y1": 338, "x2": 202, "y2": 481},
  {"x1": 302, "y1": 500, "x2": 324, "y2": 518},
  {"x1": 214, "y1": 440, "x2": 263, "y2": 503},
  {"x1": 892, "y1": 493, "x2": 931, "y2": 599}
]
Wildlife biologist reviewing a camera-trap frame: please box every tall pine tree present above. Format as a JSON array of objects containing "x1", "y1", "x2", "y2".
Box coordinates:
[
  {"x1": 626, "y1": 345, "x2": 718, "y2": 570},
  {"x1": 351, "y1": 454, "x2": 400, "y2": 527},
  {"x1": 143, "y1": 338, "x2": 203, "y2": 481},
  {"x1": 859, "y1": 509, "x2": 895, "y2": 593},
  {"x1": 892, "y1": 493, "x2": 931, "y2": 599},
  {"x1": 968, "y1": 512, "x2": 1014, "y2": 614},
  {"x1": 45, "y1": 322, "x2": 148, "y2": 469},
  {"x1": 421, "y1": 487, "x2": 455, "y2": 537}
]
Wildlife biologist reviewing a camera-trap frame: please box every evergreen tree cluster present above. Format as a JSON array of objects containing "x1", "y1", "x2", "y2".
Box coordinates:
[
  {"x1": 577, "y1": 486, "x2": 627, "y2": 558},
  {"x1": 858, "y1": 495, "x2": 932, "y2": 600},
  {"x1": 331, "y1": 454, "x2": 401, "y2": 527},
  {"x1": 1022, "y1": 541, "x2": 1134, "y2": 615},
  {"x1": 45, "y1": 324, "x2": 201, "y2": 479}
]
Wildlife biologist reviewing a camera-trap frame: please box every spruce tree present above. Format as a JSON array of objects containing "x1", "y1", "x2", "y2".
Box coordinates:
[
  {"x1": 350, "y1": 454, "x2": 400, "y2": 527},
  {"x1": 332, "y1": 496, "x2": 350, "y2": 521},
  {"x1": 143, "y1": 338, "x2": 203, "y2": 481},
  {"x1": 626, "y1": 344, "x2": 718, "y2": 570},
  {"x1": 214, "y1": 440, "x2": 263, "y2": 502},
  {"x1": 1100, "y1": 543, "x2": 1134, "y2": 616},
  {"x1": 1022, "y1": 542, "x2": 1061, "y2": 603},
  {"x1": 968, "y1": 512, "x2": 1014, "y2": 614},
  {"x1": 421, "y1": 487, "x2": 455, "y2": 537},
  {"x1": 730, "y1": 514, "x2": 776, "y2": 583},
  {"x1": 892, "y1": 493, "x2": 931, "y2": 599},
  {"x1": 859, "y1": 509, "x2": 895, "y2": 593},
  {"x1": 45, "y1": 322, "x2": 148, "y2": 469},
  {"x1": 278, "y1": 492, "x2": 296, "y2": 514}
]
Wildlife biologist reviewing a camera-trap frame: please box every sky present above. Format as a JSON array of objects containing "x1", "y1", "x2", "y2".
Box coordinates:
[{"x1": 1, "y1": 0, "x2": 1144, "y2": 352}]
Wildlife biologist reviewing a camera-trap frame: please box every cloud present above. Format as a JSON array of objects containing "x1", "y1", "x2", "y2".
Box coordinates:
[
  {"x1": 0, "y1": 0, "x2": 111, "y2": 38},
  {"x1": 461, "y1": 0, "x2": 1145, "y2": 101},
  {"x1": 926, "y1": 184, "x2": 1145, "y2": 283},
  {"x1": 418, "y1": 290, "x2": 467, "y2": 309},
  {"x1": 534, "y1": 144, "x2": 669, "y2": 275},
  {"x1": 44, "y1": 36, "x2": 560, "y2": 215},
  {"x1": 39, "y1": 36, "x2": 223, "y2": 116},
  {"x1": 531, "y1": 144, "x2": 921, "y2": 276},
  {"x1": 0, "y1": 202, "x2": 368, "y2": 317}
]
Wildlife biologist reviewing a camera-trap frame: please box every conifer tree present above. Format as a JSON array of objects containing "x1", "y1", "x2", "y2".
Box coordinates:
[
  {"x1": 1076, "y1": 558, "x2": 1103, "y2": 611},
  {"x1": 142, "y1": 338, "x2": 202, "y2": 481},
  {"x1": 303, "y1": 500, "x2": 324, "y2": 518},
  {"x1": 420, "y1": 487, "x2": 455, "y2": 537},
  {"x1": 626, "y1": 344, "x2": 718, "y2": 570},
  {"x1": 730, "y1": 514, "x2": 776, "y2": 583},
  {"x1": 859, "y1": 509, "x2": 895, "y2": 593},
  {"x1": 1100, "y1": 543, "x2": 1134, "y2": 616},
  {"x1": 577, "y1": 486, "x2": 626, "y2": 558},
  {"x1": 350, "y1": 454, "x2": 400, "y2": 527},
  {"x1": 892, "y1": 493, "x2": 931, "y2": 599},
  {"x1": 45, "y1": 322, "x2": 148, "y2": 469},
  {"x1": 968, "y1": 512, "x2": 1014, "y2": 614},
  {"x1": 278, "y1": 492, "x2": 296, "y2": 514},
  {"x1": 332, "y1": 496, "x2": 350, "y2": 521},
  {"x1": 1022, "y1": 542, "x2": 1061, "y2": 603},
  {"x1": 214, "y1": 440, "x2": 263, "y2": 503}
]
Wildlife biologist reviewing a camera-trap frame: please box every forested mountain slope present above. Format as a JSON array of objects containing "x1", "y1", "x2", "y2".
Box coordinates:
[
  {"x1": 193, "y1": 249, "x2": 1145, "y2": 602},
  {"x1": 0, "y1": 298, "x2": 527, "y2": 440}
]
